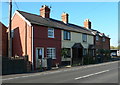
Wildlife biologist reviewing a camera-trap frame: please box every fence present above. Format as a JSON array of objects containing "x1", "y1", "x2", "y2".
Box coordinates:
[{"x1": 2, "y1": 57, "x2": 31, "y2": 75}]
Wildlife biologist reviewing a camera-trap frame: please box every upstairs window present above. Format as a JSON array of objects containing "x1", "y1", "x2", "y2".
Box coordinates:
[
  {"x1": 82, "y1": 34, "x2": 87, "y2": 42},
  {"x1": 96, "y1": 36, "x2": 99, "y2": 41},
  {"x1": 48, "y1": 28, "x2": 54, "y2": 38},
  {"x1": 64, "y1": 30, "x2": 71, "y2": 40},
  {"x1": 103, "y1": 37, "x2": 105, "y2": 42}
]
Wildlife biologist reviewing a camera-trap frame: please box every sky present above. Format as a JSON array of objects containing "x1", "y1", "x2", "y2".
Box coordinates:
[{"x1": 0, "y1": 2, "x2": 118, "y2": 47}]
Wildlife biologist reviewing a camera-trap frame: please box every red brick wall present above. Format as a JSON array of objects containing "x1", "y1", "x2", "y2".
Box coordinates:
[
  {"x1": 102, "y1": 37, "x2": 110, "y2": 50},
  {"x1": 95, "y1": 36, "x2": 110, "y2": 50},
  {"x1": 0, "y1": 22, "x2": 8, "y2": 57},
  {"x1": 11, "y1": 13, "x2": 32, "y2": 62},
  {"x1": 33, "y1": 24, "x2": 61, "y2": 69}
]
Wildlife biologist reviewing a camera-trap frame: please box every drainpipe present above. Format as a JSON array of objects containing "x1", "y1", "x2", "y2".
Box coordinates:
[
  {"x1": 70, "y1": 48, "x2": 72, "y2": 66},
  {"x1": 31, "y1": 26, "x2": 34, "y2": 70},
  {"x1": 25, "y1": 22, "x2": 27, "y2": 55}
]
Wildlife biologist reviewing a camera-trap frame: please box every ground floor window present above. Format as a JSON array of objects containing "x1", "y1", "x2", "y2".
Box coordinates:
[
  {"x1": 47, "y1": 48, "x2": 56, "y2": 59},
  {"x1": 83, "y1": 48, "x2": 87, "y2": 56},
  {"x1": 61, "y1": 48, "x2": 71, "y2": 58},
  {"x1": 89, "y1": 49, "x2": 94, "y2": 56}
]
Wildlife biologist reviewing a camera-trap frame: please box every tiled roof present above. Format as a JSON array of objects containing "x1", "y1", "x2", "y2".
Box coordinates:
[
  {"x1": 17, "y1": 10, "x2": 93, "y2": 35},
  {"x1": 89, "y1": 29, "x2": 110, "y2": 38}
]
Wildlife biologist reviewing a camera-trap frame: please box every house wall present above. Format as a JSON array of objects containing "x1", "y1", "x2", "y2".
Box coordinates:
[
  {"x1": 102, "y1": 37, "x2": 110, "y2": 50},
  {"x1": 0, "y1": 23, "x2": 8, "y2": 57},
  {"x1": 61, "y1": 30, "x2": 94, "y2": 61},
  {"x1": 62, "y1": 30, "x2": 94, "y2": 48},
  {"x1": 11, "y1": 13, "x2": 32, "y2": 62},
  {"x1": 95, "y1": 36, "x2": 110, "y2": 50},
  {"x1": 33, "y1": 25, "x2": 61, "y2": 69}
]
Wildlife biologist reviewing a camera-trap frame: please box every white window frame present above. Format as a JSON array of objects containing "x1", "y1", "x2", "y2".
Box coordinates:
[
  {"x1": 47, "y1": 48, "x2": 56, "y2": 59},
  {"x1": 48, "y1": 28, "x2": 54, "y2": 38}
]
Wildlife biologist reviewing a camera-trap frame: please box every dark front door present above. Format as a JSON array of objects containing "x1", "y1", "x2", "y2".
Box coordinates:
[{"x1": 72, "y1": 48, "x2": 83, "y2": 65}]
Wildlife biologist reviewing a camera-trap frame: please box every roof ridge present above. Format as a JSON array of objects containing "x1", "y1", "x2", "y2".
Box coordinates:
[
  {"x1": 16, "y1": 10, "x2": 93, "y2": 35},
  {"x1": 17, "y1": 10, "x2": 87, "y2": 30},
  {"x1": 17, "y1": 10, "x2": 43, "y2": 18}
]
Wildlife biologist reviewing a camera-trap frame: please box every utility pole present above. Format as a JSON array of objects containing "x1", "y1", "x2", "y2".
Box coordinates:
[{"x1": 8, "y1": 0, "x2": 12, "y2": 57}]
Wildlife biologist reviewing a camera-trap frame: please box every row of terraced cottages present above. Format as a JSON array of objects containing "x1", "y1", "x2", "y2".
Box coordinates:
[{"x1": 6, "y1": 5, "x2": 110, "y2": 70}]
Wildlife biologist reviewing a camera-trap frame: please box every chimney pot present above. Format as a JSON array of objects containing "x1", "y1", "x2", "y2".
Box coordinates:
[
  {"x1": 61, "y1": 12, "x2": 69, "y2": 24},
  {"x1": 40, "y1": 5, "x2": 50, "y2": 18},
  {"x1": 84, "y1": 19, "x2": 91, "y2": 29}
]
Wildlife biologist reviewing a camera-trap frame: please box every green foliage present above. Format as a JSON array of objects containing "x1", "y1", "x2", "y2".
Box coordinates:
[
  {"x1": 61, "y1": 48, "x2": 70, "y2": 58},
  {"x1": 110, "y1": 46, "x2": 118, "y2": 49},
  {"x1": 118, "y1": 45, "x2": 120, "y2": 49}
]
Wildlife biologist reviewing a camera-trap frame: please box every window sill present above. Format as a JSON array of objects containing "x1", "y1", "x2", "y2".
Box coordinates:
[
  {"x1": 83, "y1": 41, "x2": 87, "y2": 43},
  {"x1": 64, "y1": 39, "x2": 71, "y2": 41},
  {"x1": 48, "y1": 37, "x2": 55, "y2": 39},
  {"x1": 52, "y1": 58, "x2": 56, "y2": 60}
]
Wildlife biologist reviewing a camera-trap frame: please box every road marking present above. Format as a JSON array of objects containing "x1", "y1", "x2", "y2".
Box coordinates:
[
  {"x1": 75, "y1": 70, "x2": 109, "y2": 80},
  {"x1": 2, "y1": 70, "x2": 62, "y2": 81},
  {"x1": 2, "y1": 77, "x2": 20, "y2": 81},
  {"x1": 2, "y1": 61, "x2": 119, "y2": 81}
]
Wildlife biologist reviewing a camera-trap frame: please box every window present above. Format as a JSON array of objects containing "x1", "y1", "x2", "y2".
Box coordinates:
[
  {"x1": 64, "y1": 30, "x2": 71, "y2": 40},
  {"x1": 103, "y1": 37, "x2": 105, "y2": 42},
  {"x1": 89, "y1": 50, "x2": 94, "y2": 56},
  {"x1": 82, "y1": 34, "x2": 87, "y2": 42},
  {"x1": 62, "y1": 48, "x2": 71, "y2": 58},
  {"x1": 83, "y1": 49, "x2": 87, "y2": 56},
  {"x1": 48, "y1": 28, "x2": 54, "y2": 38},
  {"x1": 96, "y1": 36, "x2": 99, "y2": 41},
  {"x1": 47, "y1": 48, "x2": 56, "y2": 59}
]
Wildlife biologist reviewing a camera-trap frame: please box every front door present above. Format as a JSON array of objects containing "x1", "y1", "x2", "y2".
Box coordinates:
[
  {"x1": 36, "y1": 48, "x2": 44, "y2": 69},
  {"x1": 72, "y1": 48, "x2": 83, "y2": 65}
]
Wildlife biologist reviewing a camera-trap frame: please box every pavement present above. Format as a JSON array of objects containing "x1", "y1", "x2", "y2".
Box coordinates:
[{"x1": 2, "y1": 61, "x2": 120, "y2": 83}]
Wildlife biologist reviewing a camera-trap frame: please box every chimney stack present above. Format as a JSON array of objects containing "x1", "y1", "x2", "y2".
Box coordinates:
[
  {"x1": 40, "y1": 5, "x2": 50, "y2": 18},
  {"x1": 61, "y1": 12, "x2": 69, "y2": 24},
  {"x1": 84, "y1": 19, "x2": 91, "y2": 29}
]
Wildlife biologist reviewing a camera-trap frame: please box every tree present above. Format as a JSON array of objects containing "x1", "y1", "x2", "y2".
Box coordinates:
[{"x1": 110, "y1": 45, "x2": 120, "y2": 49}]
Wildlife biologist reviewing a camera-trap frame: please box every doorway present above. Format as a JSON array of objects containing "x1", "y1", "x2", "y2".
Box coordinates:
[
  {"x1": 36, "y1": 48, "x2": 44, "y2": 69},
  {"x1": 72, "y1": 43, "x2": 83, "y2": 65}
]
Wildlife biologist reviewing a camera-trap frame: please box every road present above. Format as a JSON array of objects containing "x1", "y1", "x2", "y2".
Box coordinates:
[{"x1": 2, "y1": 61, "x2": 120, "y2": 83}]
